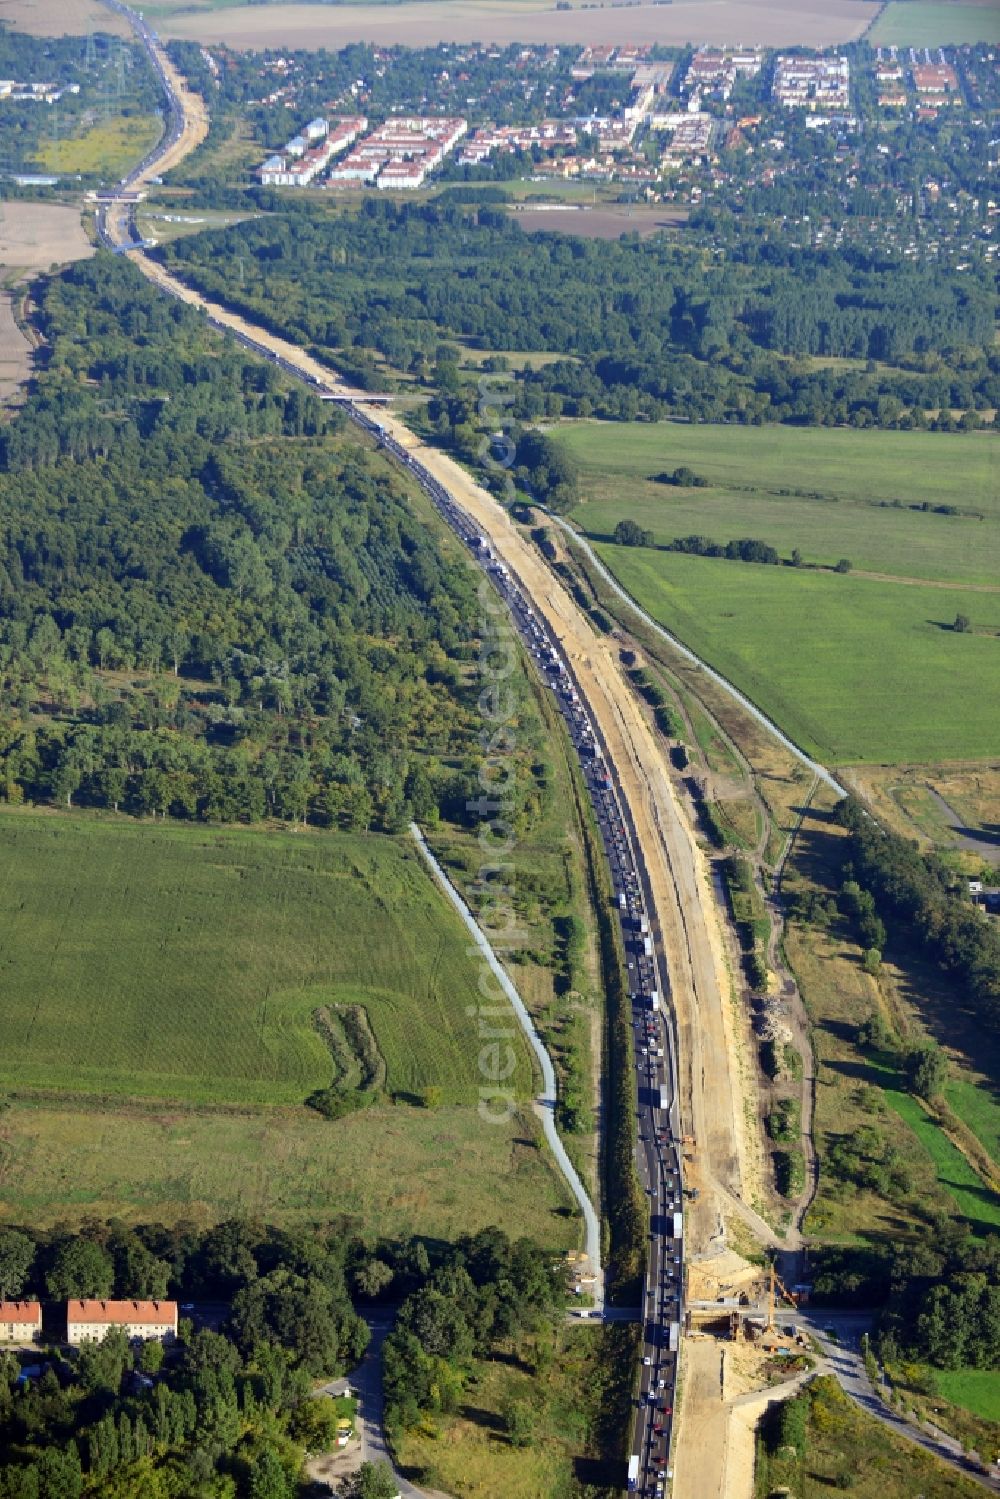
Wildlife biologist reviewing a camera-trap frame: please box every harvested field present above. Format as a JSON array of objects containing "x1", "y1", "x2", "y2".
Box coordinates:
[
  {"x1": 0, "y1": 293, "x2": 31, "y2": 403},
  {"x1": 512, "y1": 204, "x2": 687, "y2": 239},
  {"x1": 0, "y1": 0, "x2": 130, "y2": 36},
  {"x1": 0, "y1": 202, "x2": 93, "y2": 275},
  {"x1": 159, "y1": 0, "x2": 879, "y2": 50}
]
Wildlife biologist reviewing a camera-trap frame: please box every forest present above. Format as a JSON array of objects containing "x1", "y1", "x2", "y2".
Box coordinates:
[
  {"x1": 0, "y1": 1219, "x2": 562, "y2": 1499},
  {"x1": 159, "y1": 200, "x2": 1000, "y2": 430},
  {"x1": 0, "y1": 255, "x2": 542, "y2": 834},
  {"x1": 812, "y1": 1229, "x2": 1000, "y2": 1372}
]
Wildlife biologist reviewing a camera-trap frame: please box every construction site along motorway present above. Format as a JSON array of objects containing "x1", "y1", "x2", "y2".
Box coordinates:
[{"x1": 92, "y1": 7, "x2": 774, "y2": 1493}]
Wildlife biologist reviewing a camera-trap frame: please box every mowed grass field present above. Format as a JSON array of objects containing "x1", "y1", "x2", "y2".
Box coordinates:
[
  {"x1": 881, "y1": 1086, "x2": 1000, "y2": 1232},
  {"x1": 560, "y1": 422, "x2": 999, "y2": 585},
  {"x1": 0, "y1": 1094, "x2": 574, "y2": 1239},
  {"x1": 868, "y1": 2, "x2": 1000, "y2": 46},
  {"x1": 946, "y1": 1077, "x2": 1000, "y2": 1167},
  {"x1": 592, "y1": 544, "x2": 1000, "y2": 764},
  {"x1": 936, "y1": 1369, "x2": 1000, "y2": 1424},
  {"x1": 557, "y1": 421, "x2": 1000, "y2": 764},
  {"x1": 0, "y1": 812, "x2": 534, "y2": 1108}
]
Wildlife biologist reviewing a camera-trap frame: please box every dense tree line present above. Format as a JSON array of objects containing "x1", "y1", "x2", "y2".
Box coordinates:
[
  {"x1": 835, "y1": 797, "x2": 1000, "y2": 1036},
  {"x1": 159, "y1": 199, "x2": 1000, "y2": 430},
  {"x1": 811, "y1": 1229, "x2": 1000, "y2": 1371},
  {"x1": 0, "y1": 255, "x2": 548, "y2": 834},
  {"x1": 381, "y1": 1227, "x2": 568, "y2": 1433},
  {"x1": 0, "y1": 1218, "x2": 567, "y2": 1497}
]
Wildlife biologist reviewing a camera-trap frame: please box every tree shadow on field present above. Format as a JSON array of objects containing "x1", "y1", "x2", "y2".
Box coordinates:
[
  {"x1": 457, "y1": 1404, "x2": 506, "y2": 1436},
  {"x1": 574, "y1": 1455, "x2": 618, "y2": 1488},
  {"x1": 488, "y1": 1348, "x2": 535, "y2": 1375}
]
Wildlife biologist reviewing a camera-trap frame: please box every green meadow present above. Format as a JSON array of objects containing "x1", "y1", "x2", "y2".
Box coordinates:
[
  {"x1": 868, "y1": 3, "x2": 1000, "y2": 47},
  {"x1": 555, "y1": 421, "x2": 1000, "y2": 765},
  {"x1": 0, "y1": 812, "x2": 533, "y2": 1108},
  {"x1": 882, "y1": 1087, "x2": 1000, "y2": 1232},
  {"x1": 560, "y1": 422, "x2": 999, "y2": 585},
  {"x1": 591, "y1": 544, "x2": 1000, "y2": 764}
]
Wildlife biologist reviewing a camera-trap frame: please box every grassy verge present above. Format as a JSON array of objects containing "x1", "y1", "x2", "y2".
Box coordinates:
[
  {"x1": 0, "y1": 1092, "x2": 574, "y2": 1241},
  {"x1": 755, "y1": 1376, "x2": 986, "y2": 1499},
  {"x1": 395, "y1": 1321, "x2": 639, "y2": 1499}
]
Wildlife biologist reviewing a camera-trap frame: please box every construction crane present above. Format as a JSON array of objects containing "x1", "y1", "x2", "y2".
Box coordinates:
[{"x1": 766, "y1": 1262, "x2": 801, "y2": 1331}]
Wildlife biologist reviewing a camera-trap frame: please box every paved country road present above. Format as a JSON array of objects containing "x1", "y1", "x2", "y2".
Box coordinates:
[
  {"x1": 787, "y1": 1310, "x2": 1000, "y2": 1494},
  {"x1": 411, "y1": 825, "x2": 604, "y2": 1313}
]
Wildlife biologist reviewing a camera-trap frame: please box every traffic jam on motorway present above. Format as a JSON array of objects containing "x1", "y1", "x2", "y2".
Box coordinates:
[
  {"x1": 357, "y1": 421, "x2": 683, "y2": 1499},
  {"x1": 93, "y1": 19, "x2": 684, "y2": 1477}
]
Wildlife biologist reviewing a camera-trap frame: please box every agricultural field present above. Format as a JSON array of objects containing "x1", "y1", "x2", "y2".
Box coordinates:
[
  {"x1": 0, "y1": 202, "x2": 94, "y2": 276},
  {"x1": 0, "y1": 294, "x2": 30, "y2": 403},
  {"x1": 591, "y1": 543, "x2": 1000, "y2": 765},
  {"x1": 560, "y1": 422, "x2": 1000, "y2": 586},
  {"x1": 0, "y1": 1092, "x2": 573, "y2": 1240},
  {"x1": 0, "y1": 812, "x2": 586, "y2": 1242},
  {"x1": 0, "y1": 0, "x2": 130, "y2": 36},
  {"x1": 34, "y1": 113, "x2": 162, "y2": 178},
  {"x1": 0, "y1": 811, "x2": 534, "y2": 1108},
  {"x1": 560, "y1": 418, "x2": 1000, "y2": 767},
  {"x1": 868, "y1": 1, "x2": 1000, "y2": 46},
  {"x1": 156, "y1": 0, "x2": 879, "y2": 50}
]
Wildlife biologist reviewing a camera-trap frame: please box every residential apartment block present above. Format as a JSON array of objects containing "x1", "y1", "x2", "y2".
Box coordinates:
[
  {"x1": 0, "y1": 1302, "x2": 41, "y2": 1343},
  {"x1": 66, "y1": 1300, "x2": 178, "y2": 1345}
]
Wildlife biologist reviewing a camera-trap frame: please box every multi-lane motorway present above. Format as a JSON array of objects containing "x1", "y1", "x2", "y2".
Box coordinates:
[
  {"x1": 93, "y1": 9, "x2": 686, "y2": 1493},
  {"x1": 358, "y1": 426, "x2": 683, "y2": 1499}
]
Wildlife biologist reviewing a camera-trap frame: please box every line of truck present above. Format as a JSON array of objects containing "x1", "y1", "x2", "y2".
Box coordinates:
[{"x1": 352, "y1": 420, "x2": 684, "y2": 1499}]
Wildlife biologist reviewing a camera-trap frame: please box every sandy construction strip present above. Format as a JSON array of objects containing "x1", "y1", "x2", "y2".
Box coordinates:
[
  {"x1": 161, "y1": 0, "x2": 879, "y2": 50},
  {"x1": 0, "y1": 293, "x2": 31, "y2": 403}
]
